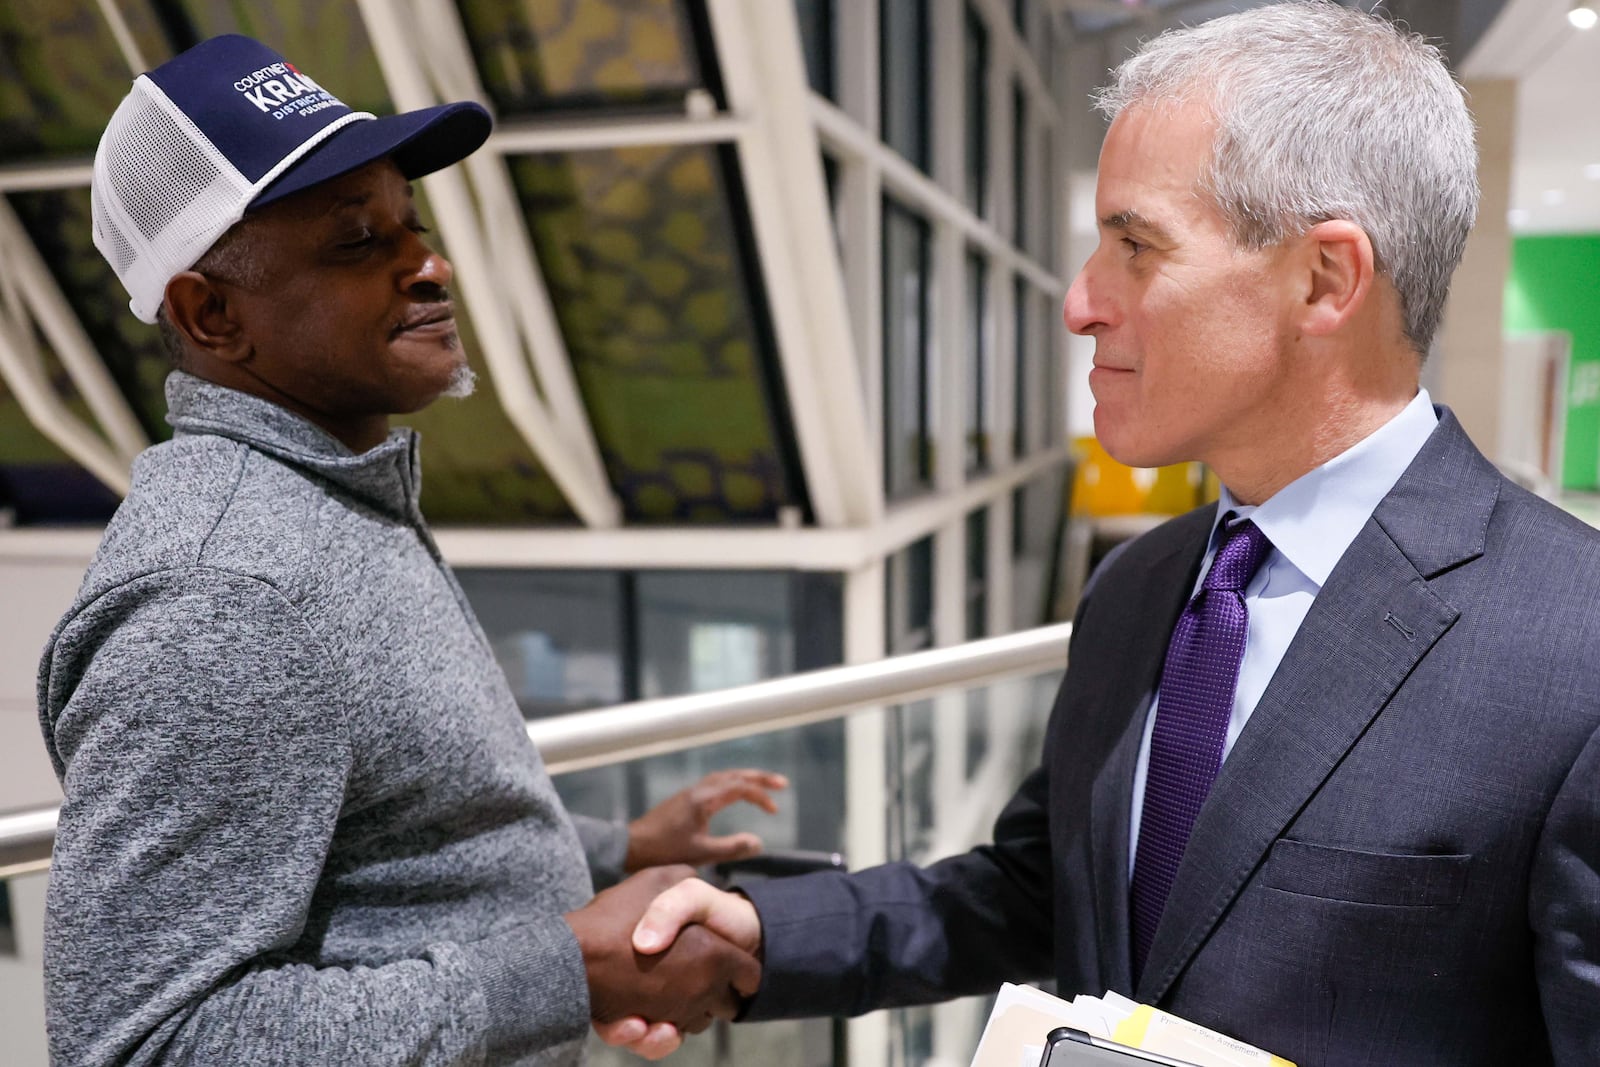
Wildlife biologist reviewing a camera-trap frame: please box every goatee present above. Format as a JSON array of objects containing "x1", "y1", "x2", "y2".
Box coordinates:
[{"x1": 441, "y1": 363, "x2": 477, "y2": 399}]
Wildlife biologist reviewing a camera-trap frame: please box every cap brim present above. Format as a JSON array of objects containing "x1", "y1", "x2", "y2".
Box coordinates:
[{"x1": 250, "y1": 100, "x2": 491, "y2": 209}]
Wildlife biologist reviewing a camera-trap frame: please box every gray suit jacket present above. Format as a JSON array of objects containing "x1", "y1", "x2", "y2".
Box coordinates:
[{"x1": 744, "y1": 410, "x2": 1600, "y2": 1066}]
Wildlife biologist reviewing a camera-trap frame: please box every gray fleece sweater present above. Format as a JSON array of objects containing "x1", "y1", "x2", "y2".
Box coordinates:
[{"x1": 37, "y1": 372, "x2": 624, "y2": 1066}]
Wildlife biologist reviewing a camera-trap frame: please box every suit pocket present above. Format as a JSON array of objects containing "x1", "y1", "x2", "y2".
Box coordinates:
[{"x1": 1260, "y1": 839, "x2": 1470, "y2": 908}]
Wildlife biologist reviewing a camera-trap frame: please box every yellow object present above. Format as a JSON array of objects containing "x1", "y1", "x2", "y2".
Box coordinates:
[
  {"x1": 1111, "y1": 1003, "x2": 1296, "y2": 1067},
  {"x1": 1071, "y1": 436, "x2": 1217, "y2": 517}
]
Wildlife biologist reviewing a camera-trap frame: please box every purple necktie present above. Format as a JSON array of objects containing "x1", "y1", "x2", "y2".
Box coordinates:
[{"x1": 1130, "y1": 516, "x2": 1272, "y2": 978}]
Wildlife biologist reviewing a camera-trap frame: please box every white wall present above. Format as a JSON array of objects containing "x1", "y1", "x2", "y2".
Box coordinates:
[{"x1": 0, "y1": 553, "x2": 87, "y2": 1067}]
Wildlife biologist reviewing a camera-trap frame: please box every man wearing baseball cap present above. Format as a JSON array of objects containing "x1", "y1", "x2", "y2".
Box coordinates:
[{"x1": 37, "y1": 34, "x2": 769, "y2": 1066}]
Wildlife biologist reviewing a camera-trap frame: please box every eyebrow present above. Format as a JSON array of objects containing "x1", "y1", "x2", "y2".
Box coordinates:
[
  {"x1": 1100, "y1": 208, "x2": 1173, "y2": 245},
  {"x1": 322, "y1": 184, "x2": 415, "y2": 215}
]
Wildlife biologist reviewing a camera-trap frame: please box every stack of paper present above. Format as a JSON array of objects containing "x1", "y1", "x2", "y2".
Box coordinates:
[{"x1": 969, "y1": 983, "x2": 1296, "y2": 1067}]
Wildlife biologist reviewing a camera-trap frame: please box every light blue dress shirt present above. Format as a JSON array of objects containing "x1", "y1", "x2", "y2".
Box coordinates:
[{"x1": 1127, "y1": 390, "x2": 1440, "y2": 875}]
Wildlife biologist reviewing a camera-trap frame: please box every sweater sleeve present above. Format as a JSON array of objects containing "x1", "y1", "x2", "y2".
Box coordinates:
[{"x1": 39, "y1": 570, "x2": 589, "y2": 1066}]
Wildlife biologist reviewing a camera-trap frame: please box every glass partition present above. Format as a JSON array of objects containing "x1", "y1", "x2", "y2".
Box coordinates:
[
  {"x1": 457, "y1": 0, "x2": 715, "y2": 116},
  {"x1": 572, "y1": 663, "x2": 1062, "y2": 1067},
  {"x1": 0, "y1": 0, "x2": 152, "y2": 161},
  {"x1": 508, "y1": 145, "x2": 805, "y2": 523}
]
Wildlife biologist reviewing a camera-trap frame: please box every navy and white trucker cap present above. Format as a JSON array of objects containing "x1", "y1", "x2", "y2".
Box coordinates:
[{"x1": 91, "y1": 34, "x2": 491, "y2": 324}]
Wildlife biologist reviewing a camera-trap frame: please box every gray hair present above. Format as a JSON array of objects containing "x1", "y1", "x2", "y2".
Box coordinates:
[
  {"x1": 154, "y1": 218, "x2": 268, "y2": 366},
  {"x1": 1094, "y1": 1, "x2": 1479, "y2": 355}
]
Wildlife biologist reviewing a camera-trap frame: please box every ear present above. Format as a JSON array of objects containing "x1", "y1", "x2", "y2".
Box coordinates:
[
  {"x1": 162, "y1": 272, "x2": 250, "y2": 363},
  {"x1": 1297, "y1": 219, "x2": 1375, "y2": 338}
]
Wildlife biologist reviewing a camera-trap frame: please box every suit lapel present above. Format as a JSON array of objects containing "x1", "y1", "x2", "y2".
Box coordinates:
[
  {"x1": 1082, "y1": 512, "x2": 1212, "y2": 995},
  {"x1": 1135, "y1": 410, "x2": 1499, "y2": 1002},
  {"x1": 1090, "y1": 692, "x2": 1153, "y2": 995}
]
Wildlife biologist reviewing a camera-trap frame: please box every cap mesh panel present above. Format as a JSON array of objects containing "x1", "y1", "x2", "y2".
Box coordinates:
[
  {"x1": 108, "y1": 90, "x2": 226, "y2": 241},
  {"x1": 92, "y1": 78, "x2": 251, "y2": 322}
]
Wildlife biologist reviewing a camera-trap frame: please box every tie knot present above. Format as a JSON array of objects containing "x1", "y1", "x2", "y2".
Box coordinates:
[{"x1": 1202, "y1": 517, "x2": 1271, "y2": 593}]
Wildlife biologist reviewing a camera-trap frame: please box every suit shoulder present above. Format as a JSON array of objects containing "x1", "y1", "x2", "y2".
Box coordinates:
[
  {"x1": 1491, "y1": 480, "x2": 1600, "y2": 589},
  {"x1": 1084, "y1": 505, "x2": 1212, "y2": 598}
]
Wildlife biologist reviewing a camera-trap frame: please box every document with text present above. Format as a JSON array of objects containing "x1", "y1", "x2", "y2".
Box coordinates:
[{"x1": 969, "y1": 983, "x2": 1296, "y2": 1067}]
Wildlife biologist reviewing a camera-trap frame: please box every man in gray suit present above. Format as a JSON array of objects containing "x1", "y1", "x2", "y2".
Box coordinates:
[{"x1": 603, "y1": 3, "x2": 1600, "y2": 1064}]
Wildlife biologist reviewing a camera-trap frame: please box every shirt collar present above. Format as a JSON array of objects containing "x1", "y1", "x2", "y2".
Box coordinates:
[
  {"x1": 164, "y1": 369, "x2": 423, "y2": 523},
  {"x1": 1213, "y1": 389, "x2": 1438, "y2": 588}
]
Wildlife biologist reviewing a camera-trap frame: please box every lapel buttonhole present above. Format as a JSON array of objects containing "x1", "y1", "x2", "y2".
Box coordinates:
[{"x1": 1384, "y1": 611, "x2": 1416, "y2": 640}]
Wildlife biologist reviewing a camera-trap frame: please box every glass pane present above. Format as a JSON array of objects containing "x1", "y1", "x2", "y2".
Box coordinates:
[
  {"x1": 1039, "y1": 286, "x2": 1061, "y2": 450},
  {"x1": 1012, "y1": 80, "x2": 1028, "y2": 249},
  {"x1": 965, "y1": 3, "x2": 989, "y2": 216},
  {"x1": 883, "y1": 197, "x2": 932, "y2": 499},
  {"x1": 509, "y1": 145, "x2": 803, "y2": 523},
  {"x1": 396, "y1": 193, "x2": 576, "y2": 524},
  {"x1": 559, "y1": 662, "x2": 1061, "y2": 1065},
  {"x1": 886, "y1": 534, "x2": 934, "y2": 655},
  {"x1": 559, "y1": 568, "x2": 845, "y2": 1067},
  {"x1": 7, "y1": 188, "x2": 169, "y2": 442},
  {"x1": 457, "y1": 0, "x2": 710, "y2": 115},
  {"x1": 965, "y1": 509, "x2": 990, "y2": 777},
  {"x1": 1013, "y1": 275, "x2": 1031, "y2": 458},
  {"x1": 1042, "y1": 127, "x2": 1057, "y2": 270},
  {"x1": 794, "y1": 0, "x2": 834, "y2": 100},
  {"x1": 966, "y1": 249, "x2": 989, "y2": 473},
  {"x1": 456, "y1": 568, "x2": 627, "y2": 718},
  {"x1": 1013, "y1": 464, "x2": 1070, "y2": 626},
  {"x1": 576, "y1": 716, "x2": 847, "y2": 1067},
  {"x1": 0, "y1": 0, "x2": 144, "y2": 160},
  {"x1": 966, "y1": 507, "x2": 988, "y2": 641},
  {"x1": 636, "y1": 571, "x2": 796, "y2": 698},
  {"x1": 880, "y1": 0, "x2": 930, "y2": 173}
]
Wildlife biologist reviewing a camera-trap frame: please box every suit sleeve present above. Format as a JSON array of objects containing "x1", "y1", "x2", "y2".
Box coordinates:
[
  {"x1": 739, "y1": 758, "x2": 1056, "y2": 1019},
  {"x1": 40, "y1": 570, "x2": 588, "y2": 1066},
  {"x1": 1530, "y1": 717, "x2": 1600, "y2": 1065}
]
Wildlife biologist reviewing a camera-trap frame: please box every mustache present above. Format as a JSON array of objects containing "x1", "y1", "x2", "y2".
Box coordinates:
[{"x1": 391, "y1": 301, "x2": 454, "y2": 336}]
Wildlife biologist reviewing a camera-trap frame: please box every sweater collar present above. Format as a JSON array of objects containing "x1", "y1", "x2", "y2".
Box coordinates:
[{"x1": 164, "y1": 370, "x2": 422, "y2": 522}]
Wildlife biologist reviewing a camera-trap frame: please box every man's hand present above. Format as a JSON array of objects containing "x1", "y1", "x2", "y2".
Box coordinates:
[
  {"x1": 566, "y1": 866, "x2": 760, "y2": 1044},
  {"x1": 593, "y1": 878, "x2": 767, "y2": 1059},
  {"x1": 625, "y1": 769, "x2": 789, "y2": 872},
  {"x1": 633, "y1": 877, "x2": 762, "y2": 957}
]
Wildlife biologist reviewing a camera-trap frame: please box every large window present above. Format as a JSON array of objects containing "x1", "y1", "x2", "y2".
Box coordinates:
[
  {"x1": 1040, "y1": 289, "x2": 1062, "y2": 449},
  {"x1": 966, "y1": 508, "x2": 989, "y2": 641},
  {"x1": 884, "y1": 536, "x2": 935, "y2": 853},
  {"x1": 965, "y1": 4, "x2": 989, "y2": 216},
  {"x1": 882, "y1": 198, "x2": 934, "y2": 498},
  {"x1": 1012, "y1": 80, "x2": 1029, "y2": 249},
  {"x1": 1014, "y1": 275, "x2": 1033, "y2": 458},
  {"x1": 1012, "y1": 467, "x2": 1072, "y2": 626},
  {"x1": 880, "y1": 0, "x2": 931, "y2": 173},
  {"x1": 509, "y1": 145, "x2": 807, "y2": 523},
  {"x1": 457, "y1": 565, "x2": 846, "y2": 850},
  {"x1": 885, "y1": 535, "x2": 935, "y2": 655},
  {"x1": 457, "y1": 0, "x2": 717, "y2": 115},
  {"x1": 794, "y1": 0, "x2": 835, "y2": 100},
  {"x1": 966, "y1": 249, "x2": 991, "y2": 473},
  {"x1": 965, "y1": 507, "x2": 991, "y2": 777}
]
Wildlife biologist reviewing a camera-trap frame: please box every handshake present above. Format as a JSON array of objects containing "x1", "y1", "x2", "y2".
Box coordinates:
[{"x1": 565, "y1": 865, "x2": 763, "y2": 1060}]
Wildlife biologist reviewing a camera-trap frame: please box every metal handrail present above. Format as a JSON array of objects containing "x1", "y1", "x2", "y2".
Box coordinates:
[{"x1": 0, "y1": 622, "x2": 1071, "y2": 880}]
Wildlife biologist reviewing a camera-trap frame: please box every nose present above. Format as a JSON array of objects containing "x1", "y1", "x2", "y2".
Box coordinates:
[
  {"x1": 1063, "y1": 258, "x2": 1107, "y2": 336},
  {"x1": 402, "y1": 232, "x2": 453, "y2": 298}
]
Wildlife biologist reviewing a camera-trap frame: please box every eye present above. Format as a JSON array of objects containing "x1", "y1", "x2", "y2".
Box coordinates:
[
  {"x1": 408, "y1": 221, "x2": 431, "y2": 236},
  {"x1": 336, "y1": 227, "x2": 376, "y2": 250},
  {"x1": 1120, "y1": 236, "x2": 1147, "y2": 256}
]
